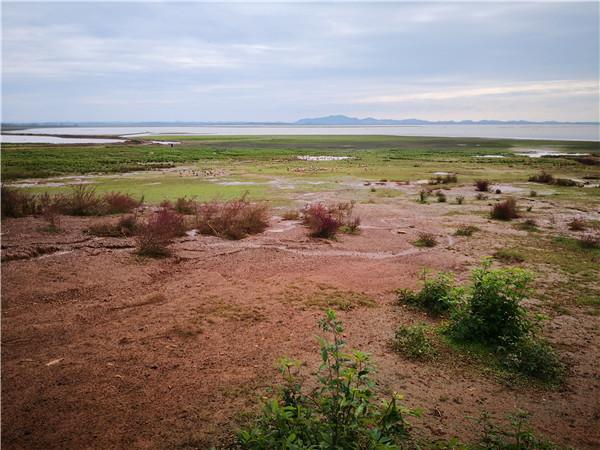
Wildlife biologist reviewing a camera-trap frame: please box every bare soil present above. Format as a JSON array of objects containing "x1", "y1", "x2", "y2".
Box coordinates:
[{"x1": 2, "y1": 198, "x2": 599, "y2": 449}]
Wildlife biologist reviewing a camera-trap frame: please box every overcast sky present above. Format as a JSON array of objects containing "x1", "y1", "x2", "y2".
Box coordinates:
[{"x1": 2, "y1": 1, "x2": 599, "y2": 122}]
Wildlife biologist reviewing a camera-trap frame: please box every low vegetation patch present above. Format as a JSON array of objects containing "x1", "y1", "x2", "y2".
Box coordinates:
[
  {"x1": 135, "y1": 208, "x2": 185, "y2": 257},
  {"x1": 302, "y1": 201, "x2": 360, "y2": 238},
  {"x1": 238, "y1": 310, "x2": 419, "y2": 448},
  {"x1": 87, "y1": 215, "x2": 140, "y2": 237},
  {"x1": 579, "y1": 234, "x2": 600, "y2": 249},
  {"x1": 494, "y1": 248, "x2": 526, "y2": 263},
  {"x1": 454, "y1": 225, "x2": 479, "y2": 236},
  {"x1": 397, "y1": 270, "x2": 460, "y2": 316},
  {"x1": 196, "y1": 196, "x2": 269, "y2": 240},
  {"x1": 174, "y1": 196, "x2": 196, "y2": 214},
  {"x1": 568, "y1": 217, "x2": 586, "y2": 231},
  {"x1": 1, "y1": 186, "x2": 39, "y2": 217},
  {"x1": 516, "y1": 219, "x2": 538, "y2": 232},
  {"x1": 281, "y1": 209, "x2": 300, "y2": 220},
  {"x1": 103, "y1": 191, "x2": 141, "y2": 214},
  {"x1": 392, "y1": 324, "x2": 437, "y2": 360},
  {"x1": 455, "y1": 195, "x2": 465, "y2": 205},
  {"x1": 529, "y1": 171, "x2": 555, "y2": 184},
  {"x1": 490, "y1": 197, "x2": 519, "y2": 220},
  {"x1": 413, "y1": 232, "x2": 437, "y2": 247},
  {"x1": 429, "y1": 173, "x2": 457, "y2": 185},
  {"x1": 474, "y1": 179, "x2": 490, "y2": 192},
  {"x1": 446, "y1": 262, "x2": 563, "y2": 383},
  {"x1": 283, "y1": 283, "x2": 375, "y2": 311},
  {"x1": 435, "y1": 191, "x2": 447, "y2": 202}
]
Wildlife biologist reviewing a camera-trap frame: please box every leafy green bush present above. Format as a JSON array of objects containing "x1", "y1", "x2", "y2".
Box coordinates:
[
  {"x1": 393, "y1": 324, "x2": 436, "y2": 360},
  {"x1": 397, "y1": 271, "x2": 461, "y2": 316},
  {"x1": 238, "y1": 310, "x2": 419, "y2": 449},
  {"x1": 448, "y1": 263, "x2": 533, "y2": 348}
]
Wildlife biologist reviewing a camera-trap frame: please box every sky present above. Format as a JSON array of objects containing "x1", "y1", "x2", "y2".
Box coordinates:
[{"x1": 1, "y1": 1, "x2": 599, "y2": 122}]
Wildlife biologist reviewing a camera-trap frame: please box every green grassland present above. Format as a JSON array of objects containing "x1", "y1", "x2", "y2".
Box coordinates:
[{"x1": 2, "y1": 135, "x2": 599, "y2": 203}]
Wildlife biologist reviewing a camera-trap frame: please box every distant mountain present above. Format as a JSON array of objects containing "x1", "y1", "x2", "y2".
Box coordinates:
[{"x1": 293, "y1": 115, "x2": 597, "y2": 126}]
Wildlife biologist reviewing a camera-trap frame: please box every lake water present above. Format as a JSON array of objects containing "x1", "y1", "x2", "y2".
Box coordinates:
[
  {"x1": 0, "y1": 135, "x2": 125, "y2": 144},
  {"x1": 3, "y1": 124, "x2": 599, "y2": 142}
]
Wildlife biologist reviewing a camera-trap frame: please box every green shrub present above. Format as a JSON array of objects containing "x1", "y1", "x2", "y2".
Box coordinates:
[
  {"x1": 448, "y1": 263, "x2": 533, "y2": 348},
  {"x1": 393, "y1": 324, "x2": 436, "y2": 360},
  {"x1": 503, "y1": 338, "x2": 564, "y2": 383},
  {"x1": 397, "y1": 271, "x2": 461, "y2": 316},
  {"x1": 238, "y1": 310, "x2": 419, "y2": 449}
]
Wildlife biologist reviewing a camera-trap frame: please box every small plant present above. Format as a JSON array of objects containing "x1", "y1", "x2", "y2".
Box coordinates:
[
  {"x1": 455, "y1": 225, "x2": 479, "y2": 236},
  {"x1": 494, "y1": 248, "x2": 525, "y2": 263},
  {"x1": 475, "y1": 192, "x2": 488, "y2": 200},
  {"x1": 393, "y1": 324, "x2": 436, "y2": 360},
  {"x1": 88, "y1": 215, "x2": 140, "y2": 237},
  {"x1": 1, "y1": 186, "x2": 39, "y2": 217},
  {"x1": 474, "y1": 179, "x2": 490, "y2": 192},
  {"x1": 65, "y1": 185, "x2": 102, "y2": 216},
  {"x1": 448, "y1": 262, "x2": 533, "y2": 348},
  {"x1": 397, "y1": 270, "x2": 460, "y2": 316},
  {"x1": 529, "y1": 190, "x2": 538, "y2": 197},
  {"x1": 281, "y1": 209, "x2": 300, "y2": 220},
  {"x1": 579, "y1": 234, "x2": 600, "y2": 249},
  {"x1": 418, "y1": 189, "x2": 430, "y2": 204},
  {"x1": 39, "y1": 193, "x2": 62, "y2": 232},
  {"x1": 414, "y1": 232, "x2": 437, "y2": 248},
  {"x1": 455, "y1": 195, "x2": 465, "y2": 205},
  {"x1": 174, "y1": 196, "x2": 196, "y2": 214},
  {"x1": 429, "y1": 173, "x2": 457, "y2": 185},
  {"x1": 528, "y1": 171, "x2": 554, "y2": 184},
  {"x1": 196, "y1": 196, "x2": 270, "y2": 240},
  {"x1": 517, "y1": 219, "x2": 538, "y2": 231},
  {"x1": 302, "y1": 203, "x2": 340, "y2": 238},
  {"x1": 238, "y1": 310, "x2": 418, "y2": 448},
  {"x1": 490, "y1": 197, "x2": 519, "y2": 220},
  {"x1": 503, "y1": 338, "x2": 564, "y2": 382},
  {"x1": 136, "y1": 208, "x2": 185, "y2": 257},
  {"x1": 435, "y1": 191, "x2": 447, "y2": 203},
  {"x1": 568, "y1": 217, "x2": 586, "y2": 231},
  {"x1": 554, "y1": 178, "x2": 579, "y2": 187},
  {"x1": 103, "y1": 192, "x2": 140, "y2": 214},
  {"x1": 340, "y1": 216, "x2": 361, "y2": 235}
]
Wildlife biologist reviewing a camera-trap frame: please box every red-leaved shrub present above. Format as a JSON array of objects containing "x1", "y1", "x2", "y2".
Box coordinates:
[
  {"x1": 196, "y1": 197, "x2": 269, "y2": 240},
  {"x1": 491, "y1": 197, "x2": 519, "y2": 220},
  {"x1": 302, "y1": 203, "x2": 341, "y2": 238},
  {"x1": 136, "y1": 208, "x2": 185, "y2": 257},
  {"x1": 103, "y1": 192, "x2": 140, "y2": 214},
  {"x1": 474, "y1": 179, "x2": 490, "y2": 192}
]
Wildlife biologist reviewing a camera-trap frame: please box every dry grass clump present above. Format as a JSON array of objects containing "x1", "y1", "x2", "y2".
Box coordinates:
[
  {"x1": 103, "y1": 192, "x2": 141, "y2": 214},
  {"x1": 281, "y1": 209, "x2": 301, "y2": 220},
  {"x1": 493, "y1": 248, "x2": 525, "y2": 263},
  {"x1": 516, "y1": 219, "x2": 538, "y2": 231},
  {"x1": 136, "y1": 208, "x2": 185, "y2": 257},
  {"x1": 429, "y1": 173, "x2": 457, "y2": 185},
  {"x1": 87, "y1": 215, "x2": 140, "y2": 237},
  {"x1": 435, "y1": 191, "x2": 447, "y2": 203},
  {"x1": 414, "y1": 232, "x2": 438, "y2": 247},
  {"x1": 174, "y1": 197, "x2": 196, "y2": 214},
  {"x1": 474, "y1": 179, "x2": 491, "y2": 192},
  {"x1": 196, "y1": 197, "x2": 269, "y2": 240},
  {"x1": 490, "y1": 197, "x2": 519, "y2": 221},
  {"x1": 1, "y1": 186, "x2": 40, "y2": 217},
  {"x1": 568, "y1": 217, "x2": 586, "y2": 231},
  {"x1": 529, "y1": 171, "x2": 554, "y2": 184},
  {"x1": 454, "y1": 225, "x2": 479, "y2": 236}
]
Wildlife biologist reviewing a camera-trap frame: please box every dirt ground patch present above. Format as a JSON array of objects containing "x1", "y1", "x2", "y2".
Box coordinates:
[{"x1": 2, "y1": 196, "x2": 600, "y2": 449}]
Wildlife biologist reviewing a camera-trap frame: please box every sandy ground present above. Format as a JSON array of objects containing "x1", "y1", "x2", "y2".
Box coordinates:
[{"x1": 2, "y1": 195, "x2": 600, "y2": 449}]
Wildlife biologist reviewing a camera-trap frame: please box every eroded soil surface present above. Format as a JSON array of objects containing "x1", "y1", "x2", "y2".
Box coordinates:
[{"x1": 2, "y1": 190, "x2": 600, "y2": 449}]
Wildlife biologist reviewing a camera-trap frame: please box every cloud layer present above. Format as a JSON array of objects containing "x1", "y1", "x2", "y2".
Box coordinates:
[{"x1": 2, "y1": 2, "x2": 599, "y2": 122}]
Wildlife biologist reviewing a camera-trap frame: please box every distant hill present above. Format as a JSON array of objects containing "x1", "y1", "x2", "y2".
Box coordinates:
[{"x1": 294, "y1": 115, "x2": 597, "y2": 125}]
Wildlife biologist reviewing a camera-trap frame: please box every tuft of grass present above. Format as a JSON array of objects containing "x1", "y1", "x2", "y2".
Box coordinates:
[
  {"x1": 455, "y1": 195, "x2": 465, "y2": 205},
  {"x1": 435, "y1": 191, "x2": 447, "y2": 202},
  {"x1": 490, "y1": 197, "x2": 519, "y2": 221},
  {"x1": 413, "y1": 232, "x2": 437, "y2": 247},
  {"x1": 568, "y1": 217, "x2": 586, "y2": 231},
  {"x1": 494, "y1": 248, "x2": 526, "y2": 263},
  {"x1": 196, "y1": 196, "x2": 269, "y2": 240},
  {"x1": 1, "y1": 186, "x2": 40, "y2": 217},
  {"x1": 455, "y1": 225, "x2": 479, "y2": 236},
  {"x1": 281, "y1": 209, "x2": 300, "y2": 220},
  {"x1": 174, "y1": 196, "x2": 196, "y2": 214},
  {"x1": 579, "y1": 234, "x2": 600, "y2": 249},
  {"x1": 516, "y1": 219, "x2": 538, "y2": 232},
  {"x1": 392, "y1": 324, "x2": 437, "y2": 360},
  {"x1": 529, "y1": 171, "x2": 554, "y2": 184}
]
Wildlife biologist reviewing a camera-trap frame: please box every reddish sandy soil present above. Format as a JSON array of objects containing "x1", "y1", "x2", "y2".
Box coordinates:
[{"x1": 2, "y1": 198, "x2": 599, "y2": 449}]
